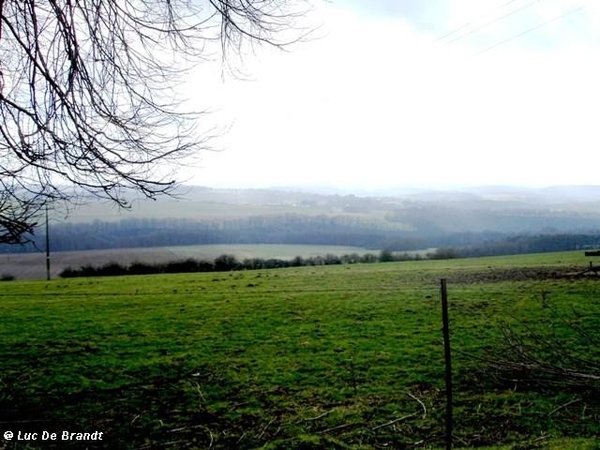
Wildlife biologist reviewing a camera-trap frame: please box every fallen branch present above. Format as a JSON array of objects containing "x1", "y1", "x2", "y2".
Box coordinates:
[
  {"x1": 301, "y1": 408, "x2": 335, "y2": 422},
  {"x1": 318, "y1": 423, "x2": 357, "y2": 434},
  {"x1": 258, "y1": 418, "x2": 276, "y2": 439},
  {"x1": 407, "y1": 392, "x2": 427, "y2": 419},
  {"x1": 371, "y1": 412, "x2": 418, "y2": 431},
  {"x1": 548, "y1": 397, "x2": 581, "y2": 417},
  {"x1": 490, "y1": 360, "x2": 600, "y2": 383}
]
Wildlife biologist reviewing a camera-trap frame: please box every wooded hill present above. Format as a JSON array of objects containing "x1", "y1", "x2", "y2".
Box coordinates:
[{"x1": 3, "y1": 185, "x2": 600, "y2": 256}]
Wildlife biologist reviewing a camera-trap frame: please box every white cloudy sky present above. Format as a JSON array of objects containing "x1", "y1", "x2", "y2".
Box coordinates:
[{"x1": 182, "y1": 0, "x2": 600, "y2": 190}]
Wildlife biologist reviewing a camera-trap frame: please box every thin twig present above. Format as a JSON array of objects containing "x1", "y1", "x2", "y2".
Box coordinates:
[
  {"x1": 532, "y1": 433, "x2": 551, "y2": 443},
  {"x1": 548, "y1": 398, "x2": 581, "y2": 417},
  {"x1": 453, "y1": 434, "x2": 469, "y2": 446},
  {"x1": 407, "y1": 392, "x2": 427, "y2": 419},
  {"x1": 371, "y1": 412, "x2": 418, "y2": 431},
  {"x1": 236, "y1": 432, "x2": 246, "y2": 444},
  {"x1": 193, "y1": 381, "x2": 206, "y2": 403},
  {"x1": 302, "y1": 409, "x2": 335, "y2": 422},
  {"x1": 318, "y1": 423, "x2": 357, "y2": 434},
  {"x1": 258, "y1": 418, "x2": 276, "y2": 439}
]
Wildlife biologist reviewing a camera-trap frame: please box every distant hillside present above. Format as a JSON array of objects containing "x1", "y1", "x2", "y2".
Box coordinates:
[{"x1": 2, "y1": 185, "x2": 600, "y2": 254}]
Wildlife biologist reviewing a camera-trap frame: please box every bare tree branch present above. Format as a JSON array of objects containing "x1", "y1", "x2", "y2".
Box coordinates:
[{"x1": 0, "y1": 0, "x2": 308, "y2": 244}]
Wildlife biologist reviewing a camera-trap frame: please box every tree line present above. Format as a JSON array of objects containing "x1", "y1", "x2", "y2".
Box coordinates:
[
  {"x1": 1, "y1": 215, "x2": 425, "y2": 254},
  {"x1": 56, "y1": 232, "x2": 600, "y2": 279},
  {"x1": 454, "y1": 233, "x2": 600, "y2": 258},
  {"x1": 4, "y1": 214, "x2": 599, "y2": 256},
  {"x1": 2, "y1": 212, "x2": 599, "y2": 263},
  {"x1": 59, "y1": 251, "x2": 430, "y2": 278}
]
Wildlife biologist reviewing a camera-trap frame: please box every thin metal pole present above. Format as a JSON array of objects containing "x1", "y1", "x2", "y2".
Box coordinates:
[
  {"x1": 45, "y1": 204, "x2": 50, "y2": 281},
  {"x1": 440, "y1": 278, "x2": 452, "y2": 449}
]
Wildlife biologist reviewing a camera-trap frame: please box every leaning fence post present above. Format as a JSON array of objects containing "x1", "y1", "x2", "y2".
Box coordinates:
[{"x1": 440, "y1": 278, "x2": 453, "y2": 449}]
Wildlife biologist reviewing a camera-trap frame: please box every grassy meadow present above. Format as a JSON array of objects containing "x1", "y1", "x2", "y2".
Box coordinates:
[{"x1": 1, "y1": 251, "x2": 599, "y2": 449}]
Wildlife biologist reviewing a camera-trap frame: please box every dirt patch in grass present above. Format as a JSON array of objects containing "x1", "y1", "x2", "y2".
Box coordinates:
[{"x1": 445, "y1": 266, "x2": 587, "y2": 284}]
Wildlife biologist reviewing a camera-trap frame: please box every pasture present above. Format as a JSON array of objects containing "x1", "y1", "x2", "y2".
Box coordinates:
[{"x1": 0, "y1": 251, "x2": 599, "y2": 449}]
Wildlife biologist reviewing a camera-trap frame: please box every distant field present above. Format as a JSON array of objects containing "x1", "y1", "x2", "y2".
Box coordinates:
[
  {"x1": 0, "y1": 244, "x2": 372, "y2": 280},
  {"x1": 0, "y1": 251, "x2": 599, "y2": 449},
  {"x1": 50, "y1": 191, "x2": 387, "y2": 223}
]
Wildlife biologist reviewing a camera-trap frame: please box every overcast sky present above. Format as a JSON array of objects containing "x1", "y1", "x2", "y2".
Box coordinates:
[{"x1": 182, "y1": 0, "x2": 600, "y2": 191}]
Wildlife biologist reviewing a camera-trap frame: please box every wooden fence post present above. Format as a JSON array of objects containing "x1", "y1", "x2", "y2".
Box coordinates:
[
  {"x1": 441, "y1": 278, "x2": 453, "y2": 449},
  {"x1": 45, "y1": 204, "x2": 51, "y2": 281}
]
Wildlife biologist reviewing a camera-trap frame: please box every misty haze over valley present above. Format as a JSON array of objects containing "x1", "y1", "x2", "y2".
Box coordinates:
[{"x1": 3, "y1": 184, "x2": 600, "y2": 279}]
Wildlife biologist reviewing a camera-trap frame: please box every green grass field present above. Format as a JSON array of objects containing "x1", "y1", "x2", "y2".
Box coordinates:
[{"x1": 1, "y1": 251, "x2": 599, "y2": 449}]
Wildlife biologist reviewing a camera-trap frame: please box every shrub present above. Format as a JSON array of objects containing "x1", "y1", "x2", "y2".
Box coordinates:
[
  {"x1": 59, "y1": 267, "x2": 77, "y2": 278},
  {"x1": 324, "y1": 254, "x2": 342, "y2": 265},
  {"x1": 290, "y1": 256, "x2": 304, "y2": 267},
  {"x1": 129, "y1": 262, "x2": 159, "y2": 275},
  {"x1": 427, "y1": 247, "x2": 460, "y2": 260},
  {"x1": 164, "y1": 259, "x2": 201, "y2": 274},
  {"x1": 99, "y1": 262, "x2": 128, "y2": 276},
  {"x1": 379, "y1": 249, "x2": 394, "y2": 262},
  {"x1": 361, "y1": 253, "x2": 378, "y2": 263},
  {"x1": 213, "y1": 254, "x2": 240, "y2": 271},
  {"x1": 242, "y1": 258, "x2": 261, "y2": 270},
  {"x1": 341, "y1": 253, "x2": 361, "y2": 264},
  {"x1": 196, "y1": 260, "x2": 214, "y2": 272}
]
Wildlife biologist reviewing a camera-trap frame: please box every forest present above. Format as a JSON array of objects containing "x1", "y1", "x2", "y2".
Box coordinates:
[{"x1": 3, "y1": 186, "x2": 600, "y2": 258}]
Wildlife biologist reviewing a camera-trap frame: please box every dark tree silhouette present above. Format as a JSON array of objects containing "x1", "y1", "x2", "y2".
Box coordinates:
[
  {"x1": 0, "y1": 0, "x2": 306, "y2": 243},
  {"x1": 0, "y1": 182, "x2": 40, "y2": 244}
]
